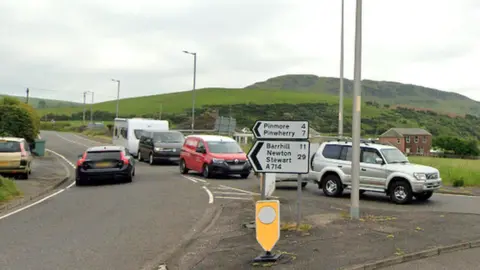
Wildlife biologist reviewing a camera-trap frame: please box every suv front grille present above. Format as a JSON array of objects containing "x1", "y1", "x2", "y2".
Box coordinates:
[
  {"x1": 225, "y1": 160, "x2": 246, "y2": 166},
  {"x1": 426, "y1": 173, "x2": 438, "y2": 180}
]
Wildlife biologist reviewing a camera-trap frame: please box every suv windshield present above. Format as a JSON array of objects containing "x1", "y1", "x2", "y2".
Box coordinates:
[
  {"x1": 207, "y1": 141, "x2": 243, "y2": 154},
  {"x1": 0, "y1": 140, "x2": 21, "y2": 153},
  {"x1": 153, "y1": 132, "x2": 184, "y2": 143},
  {"x1": 380, "y1": 148, "x2": 409, "y2": 164}
]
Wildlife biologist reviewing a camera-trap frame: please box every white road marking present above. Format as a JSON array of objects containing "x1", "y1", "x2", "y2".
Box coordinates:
[
  {"x1": 212, "y1": 191, "x2": 252, "y2": 196},
  {"x1": 218, "y1": 185, "x2": 259, "y2": 195},
  {"x1": 0, "y1": 148, "x2": 75, "y2": 221},
  {"x1": 215, "y1": 196, "x2": 252, "y2": 201},
  {"x1": 202, "y1": 186, "x2": 214, "y2": 204},
  {"x1": 185, "y1": 177, "x2": 198, "y2": 183},
  {"x1": 181, "y1": 175, "x2": 207, "y2": 183},
  {"x1": 54, "y1": 132, "x2": 89, "y2": 147}
]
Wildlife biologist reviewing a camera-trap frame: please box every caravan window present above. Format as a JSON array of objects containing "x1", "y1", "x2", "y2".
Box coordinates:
[
  {"x1": 120, "y1": 128, "x2": 128, "y2": 139},
  {"x1": 134, "y1": 130, "x2": 143, "y2": 139}
]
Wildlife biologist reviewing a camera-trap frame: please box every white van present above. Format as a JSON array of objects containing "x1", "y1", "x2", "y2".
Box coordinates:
[{"x1": 112, "y1": 118, "x2": 169, "y2": 156}]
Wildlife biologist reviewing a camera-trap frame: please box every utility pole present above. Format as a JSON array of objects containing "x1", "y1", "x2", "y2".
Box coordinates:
[
  {"x1": 111, "y1": 79, "x2": 120, "y2": 118},
  {"x1": 350, "y1": 0, "x2": 363, "y2": 220},
  {"x1": 90, "y1": 92, "x2": 94, "y2": 123},
  {"x1": 26, "y1": 88, "x2": 30, "y2": 104},
  {"x1": 82, "y1": 92, "x2": 87, "y2": 124},
  {"x1": 183, "y1": 50, "x2": 197, "y2": 134},
  {"x1": 338, "y1": 0, "x2": 345, "y2": 138}
]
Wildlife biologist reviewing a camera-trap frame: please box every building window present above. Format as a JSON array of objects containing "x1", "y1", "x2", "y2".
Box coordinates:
[
  {"x1": 423, "y1": 136, "x2": 427, "y2": 143},
  {"x1": 406, "y1": 147, "x2": 410, "y2": 154},
  {"x1": 406, "y1": 136, "x2": 410, "y2": 143},
  {"x1": 396, "y1": 138, "x2": 400, "y2": 144},
  {"x1": 414, "y1": 136, "x2": 419, "y2": 143}
]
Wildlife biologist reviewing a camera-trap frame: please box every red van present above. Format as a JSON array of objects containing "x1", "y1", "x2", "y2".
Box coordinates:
[{"x1": 179, "y1": 135, "x2": 251, "y2": 178}]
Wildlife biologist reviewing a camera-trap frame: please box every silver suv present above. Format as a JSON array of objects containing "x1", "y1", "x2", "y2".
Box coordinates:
[{"x1": 311, "y1": 140, "x2": 442, "y2": 204}]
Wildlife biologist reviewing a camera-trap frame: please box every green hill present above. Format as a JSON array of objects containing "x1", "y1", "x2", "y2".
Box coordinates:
[
  {"x1": 0, "y1": 95, "x2": 82, "y2": 109},
  {"x1": 246, "y1": 74, "x2": 480, "y2": 116}
]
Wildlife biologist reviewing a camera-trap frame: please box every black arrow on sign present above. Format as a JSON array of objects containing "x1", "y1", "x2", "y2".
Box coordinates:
[
  {"x1": 252, "y1": 121, "x2": 261, "y2": 138},
  {"x1": 249, "y1": 141, "x2": 263, "y2": 171}
]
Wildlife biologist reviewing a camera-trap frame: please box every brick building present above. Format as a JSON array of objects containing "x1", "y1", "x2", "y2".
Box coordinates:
[{"x1": 379, "y1": 128, "x2": 432, "y2": 155}]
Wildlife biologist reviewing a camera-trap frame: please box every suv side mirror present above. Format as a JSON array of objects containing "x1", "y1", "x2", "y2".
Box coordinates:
[
  {"x1": 375, "y1": 157, "x2": 383, "y2": 164},
  {"x1": 196, "y1": 147, "x2": 206, "y2": 154}
]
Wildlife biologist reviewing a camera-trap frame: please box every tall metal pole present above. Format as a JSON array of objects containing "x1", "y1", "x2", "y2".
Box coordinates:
[
  {"x1": 112, "y1": 79, "x2": 120, "y2": 118},
  {"x1": 25, "y1": 88, "x2": 30, "y2": 104},
  {"x1": 82, "y1": 92, "x2": 87, "y2": 124},
  {"x1": 350, "y1": 0, "x2": 363, "y2": 220},
  {"x1": 338, "y1": 0, "x2": 345, "y2": 138},
  {"x1": 192, "y1": 53, "x2": 197, "y2": 134},
  {"x1": 90, "y1": 92, "x2": 94, "y2": 123}
]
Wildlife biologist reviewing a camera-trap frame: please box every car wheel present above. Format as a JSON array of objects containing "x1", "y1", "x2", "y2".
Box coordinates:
[
  {"x1": 138, "y1": 151, "x2": 143, "y2": 161},
  {"x1": 240, "y1": 173, "x2": 250, "y2": 179},
  {"x1": 75, "y1": 179, "x2": 84, "y2": 186},
  {"x1": 179, "y1": 159, "x2": 189, "y2": 174},
  {"x1": 149, "y1": 153, "x2": 155, "y2": 165},
  {"x1": 322, "y1": 174, "x2": 343, "y2": 197},
  {"x1": 414, "y1": 191, "x2": 433, "y2": 201},
  {"x1": 132, "y1": 167, "x2": 135, "y2": 177},
  {"x1": 301, "y1": 182, "x2": 307, "y2": 188},
  {"x1": 202, "y1": 164, "x2": 211, "y2": 178},
  {"x1": 390, "y1": 181, "x2": 413, "y2": 204}
]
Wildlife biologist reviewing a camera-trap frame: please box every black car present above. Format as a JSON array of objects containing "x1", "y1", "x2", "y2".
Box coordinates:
[
  {"x1": 137, "y1": 130, "x2": 184, "y2": 165},
  {"x1": 75, "y1": 145, "x2": 135, "y2": 186}
]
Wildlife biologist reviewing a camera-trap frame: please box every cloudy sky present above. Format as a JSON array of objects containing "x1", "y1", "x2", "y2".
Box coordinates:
[{"x1": 0, "y1": 0, "x2": 478, "y2": 103}]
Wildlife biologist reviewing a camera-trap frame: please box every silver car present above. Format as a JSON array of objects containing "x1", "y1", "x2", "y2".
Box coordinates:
[{"x1": 309, "y1": 140, "x2": 442, "y2": 204}]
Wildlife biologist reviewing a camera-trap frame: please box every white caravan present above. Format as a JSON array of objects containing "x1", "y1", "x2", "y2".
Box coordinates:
[{"x1": 112, "y1": 118, "x2": 169, "y2": 156}]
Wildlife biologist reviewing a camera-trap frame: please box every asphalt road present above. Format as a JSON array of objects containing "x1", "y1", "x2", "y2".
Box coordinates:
[{"x1": 0, "y1": 131, "x2": 211, "y2": 270}]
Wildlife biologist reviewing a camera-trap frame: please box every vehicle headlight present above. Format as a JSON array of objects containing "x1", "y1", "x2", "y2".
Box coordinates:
[
  {"x1": 212, "y1": 158, "x2": 224, "y2": 164},
  {"x1": 413, "y1": 173, "x2": 427, "y2": 180},
  {"x1": 154, "y1": 147, "x2": 163, "y2": 152}
]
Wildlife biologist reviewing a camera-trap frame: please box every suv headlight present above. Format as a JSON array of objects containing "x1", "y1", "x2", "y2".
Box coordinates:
[
  {"x1": 154, "y1": 147, "x2": 163, "y2": 152},
  {"x1": 413, "y1": 173, "x2": 427, "y2": 180},
  {"x1": 212, "y1": 158, "x2": 224, "y2": 164}
]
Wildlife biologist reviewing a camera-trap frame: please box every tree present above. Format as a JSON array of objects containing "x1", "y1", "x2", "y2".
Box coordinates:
[
  {"x1": 38, "y1": 100, "x2": 47, "y2": 108},
  {"x1": 433, "y1": 136, "x2": 479, "y2": 156},
  {"x1": 0, "y1": 97, "x2": 40, "y2": 142}
]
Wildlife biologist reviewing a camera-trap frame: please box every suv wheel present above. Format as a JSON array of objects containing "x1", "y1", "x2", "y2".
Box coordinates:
[
  {"x1": 138, "y1": 151, "x2": 143, "y2": 161},
  {"x1": 322, "y1": 175, "x2": 343, "y2": 197},
  {"x1": 414, "y1": 191, "x2": 433, "y2": 201},
  {"x1": 202, "y1": 164, "x2": 211, "y2": 178},
  {"x1": 149, "y1": 153, "x2": 155, "y2": 165},
  {"x1": 390, "y1": 181, "x2": 413, "y2": 204},
  {"x1": 179, "y1": 159, "x2": 189, "y2": 174}
]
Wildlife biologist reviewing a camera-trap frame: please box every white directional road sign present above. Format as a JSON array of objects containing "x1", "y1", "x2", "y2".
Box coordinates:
[
  {"x1": 247, "y1": 140, "x2": 310, "y2": 174},
  {"x1": 252, "y1": 120, "x2": 309, "y2": 140}
]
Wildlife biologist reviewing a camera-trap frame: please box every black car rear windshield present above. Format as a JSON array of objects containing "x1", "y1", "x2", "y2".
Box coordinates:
[
  {"x1": 153, "y1": 132, "x2": 184, "y2": 143},
  {"x1": 0, "y1": 141, "x2": 21, "y2": 153},
  {"x1": 86, "y1": 150, "x2": 122, "y2": 160}
]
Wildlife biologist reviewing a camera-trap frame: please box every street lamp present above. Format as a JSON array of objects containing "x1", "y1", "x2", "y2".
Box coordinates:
[
  {"x1": 111, "y1": 79, "x2": 120, "y2": 118},
  {"x1": 83, "y1": 91, "x2": 94, "y2": 124},
  {"x1": 350, "y1": 0, "x2": 363, "y2": 220},
  {"x1": 183, "y1": 50, "x2": 197, "y2": 133},
  {"x1": 338, "y1": 0, "x2": 345, "y2": 138}
]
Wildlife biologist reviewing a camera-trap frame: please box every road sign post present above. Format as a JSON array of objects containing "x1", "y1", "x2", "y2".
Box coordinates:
[
  {"x1": 254, "y1": 200, "x2": 282, "y2": 262},
  {"x1": 248, "y1": 120, "x2": 310, "y2": 261}
]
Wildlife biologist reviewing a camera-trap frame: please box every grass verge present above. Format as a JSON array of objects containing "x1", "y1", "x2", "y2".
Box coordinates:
[
  {"x1": 0, "y1": 176, "x2": 21, "y2": 202},
  {"x1": 409, "y1": 156, "x2": 480, "y2": 186}
]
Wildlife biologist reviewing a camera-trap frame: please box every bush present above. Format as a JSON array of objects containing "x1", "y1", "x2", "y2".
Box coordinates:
[
  {"x1": 0, "y1": 97, "x2": 40, "y2": 142},
  {"x1": 0, "y1": 176, "x2": 21, "y2": 202}
]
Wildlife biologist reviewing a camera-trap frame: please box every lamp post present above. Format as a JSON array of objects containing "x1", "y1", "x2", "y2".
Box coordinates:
[
  {"x1": 183, "y1": 50, "x2": 197, "y2": 133},
  {"x1": 350, "y1": 0, "x2": 363, "y2": 220},
  {"x1": 111, "y1": 79, "x2": 120, "y2": 118},
  {"x1": 338, "y1": 0, "x2": 345, "y2": 138}
]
